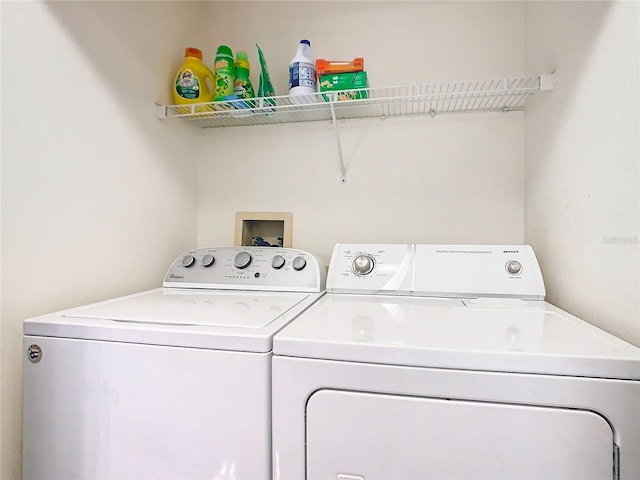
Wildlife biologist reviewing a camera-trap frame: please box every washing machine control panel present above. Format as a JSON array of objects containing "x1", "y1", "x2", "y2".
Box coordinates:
[
  {"x1": 328, "y1": 244, "x2": 546, "y2": 300},
  {"x1": 163, "y1": 247, "x2": 326, "y2": 292}
]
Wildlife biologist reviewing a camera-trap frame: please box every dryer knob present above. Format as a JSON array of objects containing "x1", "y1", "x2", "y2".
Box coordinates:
[
  {"x1": 292, "y1": 256, "x2": 307, "y2": 271},
  {"x1": 272, "y1": 255, "x2": 286, "y2": 270},
  {"x1": 181, "y1": 255, "x2": 196, "y2": 268},
  {"x1": 352, "y1": 254, "x2": 374, "y2": 276},
  {"x1": 234, "y1": 251, "x2": 252, "y2": 269},
  {"x1": 506, "y1": 260, "x2": 522, "y2": 275},
  {"x1": 202, "y1": 254, "x2": 215, "y2": 268}
]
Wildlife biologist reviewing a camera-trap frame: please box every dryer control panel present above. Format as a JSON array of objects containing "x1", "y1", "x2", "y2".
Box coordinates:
[
  {"x1": 327, "y1": 244, "x2": 545, "y2": 300},
  {"x1": 163, "y1": 247, "x2": 326, "y2": 293}
]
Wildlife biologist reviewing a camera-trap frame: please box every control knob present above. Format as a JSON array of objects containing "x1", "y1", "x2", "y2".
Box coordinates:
[
  {"x1": 292, "y1": 256, "x2": 307, "y2": 271},
  {"x1": 181, "y1": 255, "x2": 196, "y2": 268},
  {"x1": 506, "y1": 260, "x2": 522, "y2": 275},
  {"x1": 202, "y1": 254, "x2": 215, "y2": 268},
  {"x1": 272, "y1": 255, "x2": 286, "y2": 270},
  {"x1": 234, "y1": 251, "x2": 252, "y2": 269},
  {"x1": 352, "y1": 254, "x2": 374, "y2": 276}
]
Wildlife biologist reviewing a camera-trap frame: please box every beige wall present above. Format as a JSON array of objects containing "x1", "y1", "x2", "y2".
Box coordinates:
[
  {"x1": 525, "y1": 1, "x2": 640, "y2": 346},
  {"x1": 1, "y1": 1, "x2": 638, "y2": 478},
  {"x1": 0, "y1": 2, "x2": 206, "y2": 477},
  {"x1": 196, "y1": 1, "x2": 528, "y2": 265}
]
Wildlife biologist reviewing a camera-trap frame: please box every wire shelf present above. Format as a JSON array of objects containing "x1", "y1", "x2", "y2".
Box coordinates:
[{"x1": 156, "y1": 73, "x2": 555, "y2": 128}]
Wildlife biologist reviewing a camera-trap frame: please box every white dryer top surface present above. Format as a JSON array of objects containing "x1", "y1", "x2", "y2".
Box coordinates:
[
  {"x1": 273, "y1": 294, "x2": 640, "y2": 379},
  {"x1": 25, "y1": 288, "x2": 323, "y2": 353}
]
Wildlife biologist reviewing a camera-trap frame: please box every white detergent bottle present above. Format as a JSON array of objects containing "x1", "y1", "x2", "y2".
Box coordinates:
[{"x1": 288, "y1": 39, "x2": 317, "y2": 104}]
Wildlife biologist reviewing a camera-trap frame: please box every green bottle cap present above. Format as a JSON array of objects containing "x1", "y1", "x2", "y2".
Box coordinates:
[
  {"x1": 216, "y1": 45, "x2": 233, "y2": 58},
  {"x1": 235, "y1": 51, "x2": 250, "y2": 70}
]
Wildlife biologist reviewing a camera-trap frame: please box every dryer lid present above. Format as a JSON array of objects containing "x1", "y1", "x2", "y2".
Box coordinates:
[{"x1": 273, "y1": 294, "x2": 640, "y2": 380}]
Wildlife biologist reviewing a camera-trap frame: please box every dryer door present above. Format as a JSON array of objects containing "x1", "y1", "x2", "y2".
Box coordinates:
[{"x1": 306, "y1": 390, "x2": 614, "y2": 480}]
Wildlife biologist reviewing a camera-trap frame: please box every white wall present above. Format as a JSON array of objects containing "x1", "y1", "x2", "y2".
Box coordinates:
[
  {"x1": 196, "y1": 1, "x2": 527, "y2": 264},
  {"x1": 525, "y1": 1, "x2": 640, "y2": 346},
  {"x1": 0, "y1": 3, "x2": 4, "y2": 471},
  {"x1": 0, "y1": 2, "x2": 207, "y2": 477},
  {"x1": 2, "y1": 1, "x2": 638, "y2": 478}
]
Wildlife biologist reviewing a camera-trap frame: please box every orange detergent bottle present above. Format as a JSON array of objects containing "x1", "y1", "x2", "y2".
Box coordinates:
[{"x1": 172, "y1": 47, "x2": 214, "y2": 107}]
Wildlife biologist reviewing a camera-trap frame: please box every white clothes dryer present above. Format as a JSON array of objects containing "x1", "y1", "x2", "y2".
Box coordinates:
[
  {"x1": 272, "y1": 244, "x2": 640, "y2": 480},
  {"x1": 23, "y1": 246, "x2": 326, "y2": 480}
]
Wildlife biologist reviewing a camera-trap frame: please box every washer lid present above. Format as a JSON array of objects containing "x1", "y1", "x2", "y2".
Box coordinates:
[
  {"x1": 273, "y1": 294, "x2": 640, "y2": 380},
  {"x1": 64, "y1": 289, "x2": 307, "y2": 327},
  {"x1": 25, "y1": 288, "x2": 323, "y2": 353}
]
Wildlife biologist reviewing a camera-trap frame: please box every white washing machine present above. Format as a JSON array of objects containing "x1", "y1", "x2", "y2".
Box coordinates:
[
  {"x1": 272, "y1": 244, "x2": 640, "y2": 480},
  {"x1": 23, "y1": 246, "x2": 326, "y2": 480}
]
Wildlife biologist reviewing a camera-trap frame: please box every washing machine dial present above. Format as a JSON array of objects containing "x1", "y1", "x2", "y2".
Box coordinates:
[
  {"x1": 234, "y1": 251, "x2": 252, "y2": 269},
  {"x1": 272, "y1": 255, "x2": 286, "y2": 270},
  {"x1": 201, "y1": 254, "x2": 215, "y2": 268},
  {"x1": 506, "y1": 260, "x2": 522, "y2": 275},
  {"x1": 181, "y1": 255, "x2": 196, "y2": 268},
  {"x1": 352, "y1": 254, "x2": 375, "y2": 276},
  {"x1": 292, "y1": 256, "x2": 307, "y2": 271}
]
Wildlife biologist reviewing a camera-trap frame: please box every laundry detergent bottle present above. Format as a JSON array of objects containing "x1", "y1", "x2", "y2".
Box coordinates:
[
  {"x1": 288, "y1": 39, "x2": 317, "y2": 103},
  {"x1": 214, "y1": 45, "x2": 235, "y2": 100},
  {"x1": 173, "y1": 47, "x2": 214, "y2": 107},
  {"x1": 233, "y1": 51, "x2": 255, "y2": 99}
]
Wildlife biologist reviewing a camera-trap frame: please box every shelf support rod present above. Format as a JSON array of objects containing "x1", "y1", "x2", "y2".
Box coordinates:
[{"x1": 328, "y1": 98, "x2": 347, "y2": 183}]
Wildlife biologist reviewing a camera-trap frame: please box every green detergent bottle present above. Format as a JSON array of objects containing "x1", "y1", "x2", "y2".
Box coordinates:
[
  {"x1": 214, "y1": 45, "x2": 235, "y2": 100},
  {"x1": 233, "y1": 51, "x2": 255, "y2": 99}
]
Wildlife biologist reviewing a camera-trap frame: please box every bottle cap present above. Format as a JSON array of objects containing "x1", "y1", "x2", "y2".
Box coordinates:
[
  {"x1": 216, "y1": 45, "x2": 233, "y2": 59},
  {"x1": 235, "y1": 51, "x2": 250, "y2": 69},
  {"x1": 300, "y1": 39, "x2": 311, "y2": 46},
  {"x1": 185, "y1": 47, "x2": 203, "y2": 60}
]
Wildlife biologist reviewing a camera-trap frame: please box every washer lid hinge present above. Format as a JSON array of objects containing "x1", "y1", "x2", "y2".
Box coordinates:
[{"x1": 613, "y1": 443, "x2": 620, "y2": 480}]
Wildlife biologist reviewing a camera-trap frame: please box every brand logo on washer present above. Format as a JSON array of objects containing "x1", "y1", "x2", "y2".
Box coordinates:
[
  {"x1": 503, "y1": 250, "x2": 519, "y2": 253},
  {"x1": 27, "y1": 345, "x2": 42, "y2": 363},
  {"x1": 169, "y1": 274, "x2": 184, "y2": 279}
]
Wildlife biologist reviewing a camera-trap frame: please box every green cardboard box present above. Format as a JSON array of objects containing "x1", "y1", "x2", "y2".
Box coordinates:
[{"x1": 320, "y1": 71, "x2": 369, "y2": 102}]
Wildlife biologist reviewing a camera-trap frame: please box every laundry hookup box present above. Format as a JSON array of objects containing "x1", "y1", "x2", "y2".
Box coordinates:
[{"x1": 320, "y1": 71, "x2": 369, "y2": 102}]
